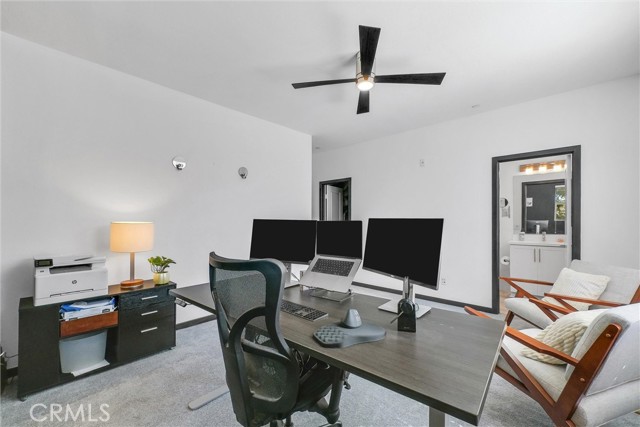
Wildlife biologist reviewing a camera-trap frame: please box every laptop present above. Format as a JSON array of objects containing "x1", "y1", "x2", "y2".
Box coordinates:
[{"x1": 298, "y1": 221, "x2": 362, "y2": 296}]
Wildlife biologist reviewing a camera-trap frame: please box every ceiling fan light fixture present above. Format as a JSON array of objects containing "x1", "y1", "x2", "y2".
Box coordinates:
[
  {"x1": 357, "y1": 74, "x2": 375, "y2": 91},
  {"x1": 291, "y1": 26, "x2": 445, "y2": 114}
]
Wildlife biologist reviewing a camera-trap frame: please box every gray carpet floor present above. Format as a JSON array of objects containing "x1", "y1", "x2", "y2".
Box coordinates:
[{"x1": 1, "y1": 320, "x2": 638, "y2": 427}]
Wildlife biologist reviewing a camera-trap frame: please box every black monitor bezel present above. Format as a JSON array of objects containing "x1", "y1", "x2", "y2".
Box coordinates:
[
  {"x1": 362, "y1": 218, "x2": 443, "y2": 291},
  {"x1": 316, "y1": 220, "x2": 363, "y2": 259},
  {"x1": 249, "y1": 219, "x2": 317, "y2": 265}
]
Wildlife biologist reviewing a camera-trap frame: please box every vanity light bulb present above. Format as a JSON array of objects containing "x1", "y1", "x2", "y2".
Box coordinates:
[
  {"x1": 539, "y1": 164, "x2": 547, "y2": 173},
  {"x1": 525, "y1": 166, "x2": 533, "y2": 175},
  {"x1": 553, "y1": 164, "x2": 563, "y2": 172}
]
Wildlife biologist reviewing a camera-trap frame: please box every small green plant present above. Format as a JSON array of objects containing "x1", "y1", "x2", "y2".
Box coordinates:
[{"x1": 148, "y1": 256, "x2": 176, "y2": 273}]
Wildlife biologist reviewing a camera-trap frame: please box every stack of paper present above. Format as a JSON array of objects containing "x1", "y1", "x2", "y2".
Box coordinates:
[{"x1": 60, "y1": 298, "x2": 116, "y2": 321}]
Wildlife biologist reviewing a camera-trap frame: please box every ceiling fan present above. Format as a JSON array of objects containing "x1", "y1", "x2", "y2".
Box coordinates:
[{"x1": 292, "y1": 25, "x2": 446, "y2": 114}]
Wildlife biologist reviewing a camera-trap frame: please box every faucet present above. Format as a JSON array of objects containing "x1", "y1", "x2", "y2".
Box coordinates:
[{"x1": 542, "y1": 231, "x2": 547, "y2": 241}]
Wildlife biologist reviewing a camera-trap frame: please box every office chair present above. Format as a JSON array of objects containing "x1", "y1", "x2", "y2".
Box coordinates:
[{"x1": 209, "y1": 251, "x2": 346, "y2": 427}]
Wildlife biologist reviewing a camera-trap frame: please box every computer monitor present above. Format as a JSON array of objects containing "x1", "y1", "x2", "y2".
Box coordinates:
[
  {"x1": 250, "y1": 219, "x2": 317, "y2": 286},
  {"x1": 525, "y1": 219, "x2": 549, "y2": 234},
  {"x1": 316, "y1": 220, "x2": 363, "y2": 258},
  {"x1": 250, "y1": 219, "x2": 317, "y2": 264},
  {"x1": 363, "y1": 218, "x2": 444, "y2": 316}
]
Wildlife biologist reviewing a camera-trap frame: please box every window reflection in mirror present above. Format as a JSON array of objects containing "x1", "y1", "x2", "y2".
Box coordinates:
[{"x1": 522, "y1": 180, "x2": 565, "y2": 234}]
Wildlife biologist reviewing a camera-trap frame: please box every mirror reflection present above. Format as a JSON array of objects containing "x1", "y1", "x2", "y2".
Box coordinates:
[{"x1": 522, "y1": 180, "x2": 565, "y2": 234}]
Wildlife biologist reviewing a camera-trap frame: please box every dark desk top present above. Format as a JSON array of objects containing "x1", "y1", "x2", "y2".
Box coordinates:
[{"x1": 170, "y1": 284, "x2": 505, "y2": 425}]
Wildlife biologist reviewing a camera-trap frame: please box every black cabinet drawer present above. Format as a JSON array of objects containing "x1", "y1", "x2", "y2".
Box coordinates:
[
  {"x1": 119, "y1": 285, "x2": 174, "y2": 311},
  {"x1": 116, "y1": 316, "x2": 175, "y2": 362},
  {"x1": 118, "y1": 302, "x2": 174, "y2": 326}
]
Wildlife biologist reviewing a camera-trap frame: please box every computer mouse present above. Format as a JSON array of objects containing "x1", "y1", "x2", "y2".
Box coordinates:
[{"x1": 341, "y1": 308, "x2": 362, "y2": 328}]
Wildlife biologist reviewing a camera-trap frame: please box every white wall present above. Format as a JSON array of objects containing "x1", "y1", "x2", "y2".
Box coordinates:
[
  {"x1": 313, "y1": 75, "x2": 640, "y2": 309},
  {"x1": 1, "y1": 34, "x2": 312, "y2": 368}
]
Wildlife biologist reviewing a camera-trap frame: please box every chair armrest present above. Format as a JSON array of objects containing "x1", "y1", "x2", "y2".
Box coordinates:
[
  {"x1": 528, "y1": 298, "x2": 574, "y2": 315},
  {"x1": 500, "y1": 277, "x2": 553, "y2": 299},
  {"x1": 505, "y1": 328, "x2": 579, "y2": 365},
  {"x1": 500, "y1": 276, "x2": 555, "y2": 286},
  {"x1": 543, "y1": 293, "x2": 623, "y2": 307},
  {"x1": 464, "y1": 306, "x2": 578, "y2": 365},
  {"x1": 464, "y1": 306, "x2": 491, "y2": 318}
]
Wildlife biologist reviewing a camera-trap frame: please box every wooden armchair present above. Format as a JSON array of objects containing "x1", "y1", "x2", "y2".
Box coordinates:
[
  {"x1": 465, "y1": 304, "x2": 640, "y2": 427},
  {"x1": 503, "y1": 260, "x2": 640, "y2": 328}
]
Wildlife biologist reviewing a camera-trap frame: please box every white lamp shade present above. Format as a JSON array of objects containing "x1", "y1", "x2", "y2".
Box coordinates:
[{"x1": 110, "y1": 222, "x2": 154, "y2": 253}]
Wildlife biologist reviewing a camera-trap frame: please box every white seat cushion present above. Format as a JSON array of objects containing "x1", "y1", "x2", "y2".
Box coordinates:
[
  {"x1": 505, "y1": 297, "x2": 555, "y2": 328},
  {"x1": 542, "y1": 268, "x2": 609, "y2": 311},
  {"x1": 498, "y1": 328, "x2": 567, "y2": 399}
]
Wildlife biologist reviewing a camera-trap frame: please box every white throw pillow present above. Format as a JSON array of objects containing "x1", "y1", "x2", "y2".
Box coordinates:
[
  {"x1": 542, "y1": 268, "x2": 610, "y2": 311},
  {"x1": 521, "y1": 309, "x2": 605, "y2": 364}
]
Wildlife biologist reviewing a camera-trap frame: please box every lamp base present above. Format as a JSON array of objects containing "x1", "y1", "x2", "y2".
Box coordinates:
[{"x1": 120, "y1": 279, "x2": 144, "y2": 289}]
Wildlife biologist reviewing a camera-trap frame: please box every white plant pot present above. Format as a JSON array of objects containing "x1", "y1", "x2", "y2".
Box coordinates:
[{"x1": 153, "y1": 272, "x2": 170, "y2": 285}]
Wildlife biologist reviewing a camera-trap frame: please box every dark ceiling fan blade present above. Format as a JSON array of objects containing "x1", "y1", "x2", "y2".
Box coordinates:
[
  {"x1": 375, "y1": 73, "x2": 446, "y2": 85},
  {"x1": 357, "y1": 90, "x2": 370, "y2": 114},
  {"x1": 359, "y1": 25, "x2": 381, "y2": 76},
  {"x1": 292, "y1": 78, "x2": 355, "y2": 89}
]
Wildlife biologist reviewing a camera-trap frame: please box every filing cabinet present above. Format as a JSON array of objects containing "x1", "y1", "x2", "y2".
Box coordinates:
[
  {"x1": 18, "y1": 281, "x2": 176, "y2": 400},
  {"x1": 111, "y1": 284, "x2": 176, "y2": 363}
]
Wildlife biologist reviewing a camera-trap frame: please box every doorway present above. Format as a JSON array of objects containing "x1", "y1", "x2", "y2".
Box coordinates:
[
  {"x1": 319, "y1": 178, "x2": 351, "y2": 221},
  {"x1": 491, "y1": 146, "x2": 581, "y2": 313}
]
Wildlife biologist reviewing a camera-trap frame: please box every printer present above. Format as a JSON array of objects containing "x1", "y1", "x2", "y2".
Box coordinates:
[{"x1": 34, "y1": 255, "x2": 108, "y2": 306}]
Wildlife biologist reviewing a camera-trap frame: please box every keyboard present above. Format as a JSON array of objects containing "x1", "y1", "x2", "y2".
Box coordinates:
[
  {"x1": 311, "y1": 258, "x2": 354, "y2": 277},
  {"x1": 280, "y1": 300, "x2": 328, "y2": 321},
  {"x1": 314, "y1": 324, "x2": 386, "y2": 348}
]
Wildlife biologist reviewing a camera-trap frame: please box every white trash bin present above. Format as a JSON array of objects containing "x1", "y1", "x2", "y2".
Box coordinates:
[{"x1": 59, "y1": 330, "x2": 108, "y2": 376}]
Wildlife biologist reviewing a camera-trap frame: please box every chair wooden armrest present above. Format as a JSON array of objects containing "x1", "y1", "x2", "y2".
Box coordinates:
[
  {"x1": 543, "y1": 293, "x2": 623, "y2": 308},
  {"x1": 505, "y1": 327, "x2": 578, "y2": 365},
  {"x1": 499, "y1": 276, "x2": 555, "y2": 286},
  {"x1": 464, "y1": 306, "x2": 578, "y2": 365},
  {"x1": 499, "y1": 276, "x2": 553, "y2": 299},
  {"x1": 527, "y1": 298, "x2": 573, "y2": 322},
  {"x1": 529, "y1": 297, "x2": 575, "y2": 314}
]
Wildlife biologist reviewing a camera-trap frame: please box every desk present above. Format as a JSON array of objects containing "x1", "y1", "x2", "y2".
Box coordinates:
[{"x1": 171, "y1": 284, "x2": 505, "y2": 426}]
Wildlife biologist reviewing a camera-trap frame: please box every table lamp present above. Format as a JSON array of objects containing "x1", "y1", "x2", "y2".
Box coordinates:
[{"x1": 110, "y1": 221, "x2": 154, "y2": 289}]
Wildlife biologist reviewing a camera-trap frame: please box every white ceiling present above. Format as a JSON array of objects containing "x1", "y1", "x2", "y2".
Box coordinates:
[{"x1": 2, "y1": 1, "x2": 638, "y2": 150}]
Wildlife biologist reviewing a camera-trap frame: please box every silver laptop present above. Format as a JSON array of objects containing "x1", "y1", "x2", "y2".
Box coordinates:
[
  {"x1": 298, "y1": 220, "x2": 363, "y2": 295},
  {"x1": 298, "y1": 254, "x2": 361, "y2": 293}
]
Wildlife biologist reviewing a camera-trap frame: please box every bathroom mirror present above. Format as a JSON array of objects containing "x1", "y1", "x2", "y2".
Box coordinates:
[{"x1": 522, "y1": 179, "x2": 565, "y2": 234}]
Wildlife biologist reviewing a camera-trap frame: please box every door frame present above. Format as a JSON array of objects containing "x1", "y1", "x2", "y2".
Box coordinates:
[
  {"x1": 492, "y1": 145, "x2": 581, "y2": 313},
  {"x1": 319, "y1": 178, "x2": 352, "y2": 221}
]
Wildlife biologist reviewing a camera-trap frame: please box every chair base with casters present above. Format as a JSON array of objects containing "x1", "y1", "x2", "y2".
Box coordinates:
[
  {"x1": 465, "y1": 304, "x2": 640, "y2": 427},
  {"x1": 209, "y1": 251, "x2": 347, "y2": 427}
]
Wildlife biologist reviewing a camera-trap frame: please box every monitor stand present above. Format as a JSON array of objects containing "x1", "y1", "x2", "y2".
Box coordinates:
[
  {"x1": 377, "y1": 277, "x2": 431, "y2": 318},
  {"x1": 283, "y1": 263, "x2": 299, "y2": 288}
]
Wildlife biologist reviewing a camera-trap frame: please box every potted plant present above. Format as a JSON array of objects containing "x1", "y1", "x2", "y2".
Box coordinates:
[{"x1": 148, "y1": 256, "x2": 175, "y2": 285}]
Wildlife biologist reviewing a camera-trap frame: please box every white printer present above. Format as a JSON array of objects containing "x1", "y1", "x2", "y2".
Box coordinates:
[{"x1": 34, "y1": 255, "x2": 108, "y2": 306}]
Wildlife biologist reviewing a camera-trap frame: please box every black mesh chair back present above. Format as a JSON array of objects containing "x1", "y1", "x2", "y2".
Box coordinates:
[{"x1": 209, "y1": 251, "x2": 344, "y2": 427}]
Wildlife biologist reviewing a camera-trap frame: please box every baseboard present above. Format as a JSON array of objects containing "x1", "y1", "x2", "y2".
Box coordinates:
[{"x1": 176, "y1": 314, "x2": 216, "y2": 330}]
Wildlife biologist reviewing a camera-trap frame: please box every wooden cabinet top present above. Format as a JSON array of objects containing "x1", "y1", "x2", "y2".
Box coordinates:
[
  {"x1": 108, "y1": 280, "x2": 175, "y2": 296},
  {"x1": 20, "y1": 281, "x2": 176, "y2": 310}
]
